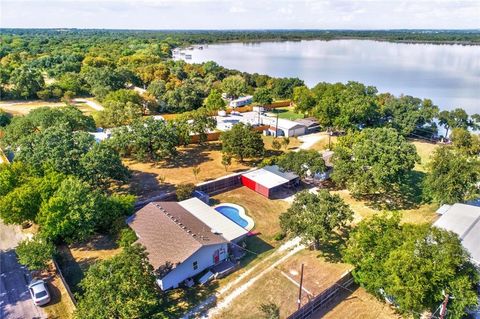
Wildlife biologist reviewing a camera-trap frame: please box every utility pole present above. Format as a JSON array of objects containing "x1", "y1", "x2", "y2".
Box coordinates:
[
  {"x1": 439, "y1": 294, "x2": 449, "y2": 319},
  {"x1": 297, "y1": 263, "x2": 304, "y2": 310},
  {"x1": 275, "y1": 109, "x2": 279, "y2": 138}
]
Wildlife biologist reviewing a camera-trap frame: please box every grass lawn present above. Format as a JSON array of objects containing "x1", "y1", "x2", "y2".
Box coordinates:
[
  {"x1": 214, "y1": 250, "x2": 353, "y2": 319},
  {"x1": 267, "y1": 107, "x2": 304, "y2": 120},
  {"x1": 212, "y1": 186, "x2": 291, "y2": 244},
  {"x1": 125, "y1": 142, "x2": 252, "y2": 199},
  {"x1": 56, "y1": 235, "x2": 121, "y2": 294},
  {"x1": 317, "y1": 286, "x2": 402, "y2": 319},
  {"x1": 262, "y1": 135, "x2": 302, "y2": 151},
  {"x1": 0, "y1": 100, "x2": 97, "y2": 116},
  {"x1": 411, "y1": 140, "x2": 439, "y2": 172}
]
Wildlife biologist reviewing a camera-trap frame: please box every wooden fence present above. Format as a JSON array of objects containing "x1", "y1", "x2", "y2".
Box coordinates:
[
  {"x1": 287, "y1": 271, "x2": 354, "y2": 319},
  {"x1": 52, "y1": 259, "x2": 77, "y2": 307}
]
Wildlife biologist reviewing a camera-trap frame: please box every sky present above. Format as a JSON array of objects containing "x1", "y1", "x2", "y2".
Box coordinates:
[{"x1": 1, "y1": 0, "x2": 479, "y2": 30}]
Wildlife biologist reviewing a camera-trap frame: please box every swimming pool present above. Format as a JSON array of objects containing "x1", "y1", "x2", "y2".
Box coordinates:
[{"x1": 214, "y1": 203, "x2": 254, "y2": 230}]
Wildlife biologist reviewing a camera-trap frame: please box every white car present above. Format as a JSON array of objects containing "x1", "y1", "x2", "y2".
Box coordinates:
[{"x1": 28, "y1": 279, "x2": 51, "y2": 306}]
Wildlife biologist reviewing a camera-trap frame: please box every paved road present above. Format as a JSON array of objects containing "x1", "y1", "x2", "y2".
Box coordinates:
[{"x1": 0, "y1": 221, "x2": 46, "y2": 319}]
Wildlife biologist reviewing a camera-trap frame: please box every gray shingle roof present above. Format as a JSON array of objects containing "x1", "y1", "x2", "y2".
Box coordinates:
[{"x1": 127, "y1": 202, "x2": 227, "y2": 270}]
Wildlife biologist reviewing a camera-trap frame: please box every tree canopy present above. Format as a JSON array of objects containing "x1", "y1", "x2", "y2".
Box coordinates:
[
  {"x1": 344, "y1": 214, "x2": 479, "y2": 318},
  {"x1": 331, "y1": 127, "x2": 419, "y2": 196},
  {"x1": 276, "y1": 149, "x2": 326, "y2": 179},
  {"x1": 424, "y1": 146, "x2": 480, "y2": 204},
  {"x1": 280, "y1": 190, "x2": 353, "y2": 249},
  {"x1": 220, "y1": 123, "x2": 265, "y2": 161},
  {"x1": 75, "y1": 244, "x2": 160, "y2": 319}
]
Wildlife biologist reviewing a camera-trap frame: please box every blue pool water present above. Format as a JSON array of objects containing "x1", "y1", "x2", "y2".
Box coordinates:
[{"x1": 214, "y1": 206, "x2": 248, "y2": 228}]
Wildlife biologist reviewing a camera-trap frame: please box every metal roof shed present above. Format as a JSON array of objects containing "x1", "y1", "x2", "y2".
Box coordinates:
[{"x1": 241, "y1": 165, "x2": 299, "y2": 198}]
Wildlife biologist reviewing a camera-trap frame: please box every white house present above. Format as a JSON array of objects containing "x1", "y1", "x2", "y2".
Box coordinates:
[
  {"x1": 127, "y1": 199, "x2": 248, "y2": 290},
  {"x1": 263, "y1": 117, "x2": 307, "y2": 137},
  {"x1": 229, "y1": 95, "x2": 253, "y2": 108}
]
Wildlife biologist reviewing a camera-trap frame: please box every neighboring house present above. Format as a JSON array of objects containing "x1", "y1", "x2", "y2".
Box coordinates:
[
  {"x1": 241, "y1": 165, "x2": 299, "y2": 198},
  {"x1": 263, "y1": 117, "x2": 307, "y2": 137},
  {"x1": 313, "y1": 151, "x2": 334, "y2": 182},
  {"x1": 127, "y1": 198, "x2": 248, "y2": 290},
  {"x1": 229, "y1": 96, "x2": 253, "y2": 108},
  {"x1": 295, "y1": 117, "x2": 321, "y2": 133},
  {"x1": 433, "y1": 203, "x2": 480, "y2": 265}
]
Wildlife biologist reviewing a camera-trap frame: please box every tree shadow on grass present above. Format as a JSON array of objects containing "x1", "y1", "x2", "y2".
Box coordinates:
[
  {"x1": 162, "y1": 143, "x2": 218, "y2": 169},
  {"x1": 316, "y1": 230, "x2": 350, "y2": 263},
  {"x1": 362, "y1": 170, "x2": 427, "y2": 211}
]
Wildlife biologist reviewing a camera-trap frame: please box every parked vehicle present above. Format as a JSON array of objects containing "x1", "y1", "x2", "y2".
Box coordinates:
[{"x1": 28, "y1": 279, "x2": 51, "y2": 306}]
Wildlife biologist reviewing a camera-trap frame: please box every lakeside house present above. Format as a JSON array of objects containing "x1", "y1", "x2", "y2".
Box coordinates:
[{"x1": 127, "y1": 198, "x2": 248, "y2": 290}]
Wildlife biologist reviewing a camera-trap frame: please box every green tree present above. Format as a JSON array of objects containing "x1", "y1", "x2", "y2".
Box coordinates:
[
  {"x1": 176, "y1": 183, "x2": 195, "y2": 201},
  {"x1": 10, "y1": 64, "x2": 45, "y2": 99},
  {"x1": 424, "y1": 146, "x2": 480, "y2": 204},
  {"x1": 37, "y1": 177, "x2": 132, "y2": 242},
  {"x1": 253, "y1": 87, "x2": 273, "y2": 105},
  {"x1": 221, "y1": 153, "x2": 232, "y2": 171},
  {"x1": 271, "y1": 77, "x2": 304, "y2": 99},
  {"x1": 0, "y1": 171, "x2": 63, "y2": 224},
  {"x1": 108, "y1": 117, "x2": 179, "y2": 162},
  {"x1": 177, "y1": 107, "x2": 217, "y2": 145},
  {"x1": 438, "y1": 108, "x2": 470, "y2": 138},
  {"x1": 16, "y1": 236, "x2": 56, "y2": 271},
  {"x1": 203, "y1": 89, "x2": 226, "y2": 111},
  {"x1": 381, "y1": 95, "x2": 438, "y2": 137},
  {"x1": 332, "y1": 127, "x2": 419, "y2": 196},
  {"x1": 79, "y1": 143, "x2": 130, "y2": 189},
  {"x1": 276, "y1": 149, "x2": 326, "y2": 179},
  {"x1": 344, "y1": 214, "x2": 479, "y2": 318},
  {"x1": 75, "y1": 245, "x2": 159, "y2": 319},
  {"x1": 97, "y1": 89, "x2": 144, "y2": 127},
  {"x1": 450, "y1": 127, "x2": 480, "y2": 156},
  {"x1": 117, "y1": 228, "x2": 138, "y2": 248},
  {"x1": 221, "y1": 75, "x2": 246, "y2": 99},
  {"x1": 220, "y1": 123, "x2": 265, "y2": 161},
  {"x1": 280, "y1": 190, "x2": 353, "y2": 249},
  {"x1": 292, "y1": 86, "x2": 316, "y2": 114}
]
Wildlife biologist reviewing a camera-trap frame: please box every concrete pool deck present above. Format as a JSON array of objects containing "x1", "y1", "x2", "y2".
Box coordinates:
[{"x1": 214, "y1": 203, "x2": 255, "y2": 231}]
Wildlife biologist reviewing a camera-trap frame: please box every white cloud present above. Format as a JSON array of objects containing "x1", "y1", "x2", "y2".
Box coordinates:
[{"x1": 1, "y1": 0, "x2": 479, "y2": 29}]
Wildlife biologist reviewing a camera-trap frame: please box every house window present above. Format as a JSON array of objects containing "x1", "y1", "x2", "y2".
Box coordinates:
[{"x1": 193, "y1": 261, "x2": 198, "y2": 270}]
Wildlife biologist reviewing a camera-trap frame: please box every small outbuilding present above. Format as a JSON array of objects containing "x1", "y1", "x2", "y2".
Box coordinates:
[
  {"x1": 241, "y1": 165, "x2": 299, "y2": 198},
  {"x1": 295, "y1": 117, "x2": 320, "y2": 133}
]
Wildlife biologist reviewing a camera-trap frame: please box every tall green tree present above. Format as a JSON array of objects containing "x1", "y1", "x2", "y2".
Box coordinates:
[
  {"x1": 344, "y1": 214, "x2": 479, "y2": 318},
  {"x1": 271, "y1": 77, "x2": 304, "y2": 99},
  {"x1": 97, "y1": 89, "x2": 144, "y2": 127},
  {"x1": 220, "y1": 123, "x2": 264, "y2": 161},
  {"x1": 75, "y1": 245, "x2": 160, "y2": 319},
  {"x1": 424, "y1": 146, "x2": 480, "y2": 204},
  {"x1": 438, "y1": 108, "x2": 471, "y2": 138},
  {"x1": 203, "y1": 89, "x2": 226, "y2": 111},
  {"x1": 253, "y1": 87, "x2": 273, "y2": 105},
  {"x1": 221, "y1": 75, "x2": 247, "y2": 99},
  {"x1": 276, "y1": 149, "x2": 326, "y2": 179},
  {"x1": 332, "y1": 127, "x2": 419, "y2": 196},
  {"x1": 10, "y1": 64, "x2": 45, "y2": 99},
  {"x1": 280, "y1": 190, "x2": 353, "y2": 249},
  {"x1": 108, "y1": 117, "x2": 179, "y2": 162}
]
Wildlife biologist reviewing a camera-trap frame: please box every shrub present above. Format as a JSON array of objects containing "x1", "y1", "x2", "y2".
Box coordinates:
[
  {"x1": 118, "y1": 228, "x2": 138, "y2": 248},
  {"x1": 176, "y1": 183, "x2": 195, "y2": 201}
]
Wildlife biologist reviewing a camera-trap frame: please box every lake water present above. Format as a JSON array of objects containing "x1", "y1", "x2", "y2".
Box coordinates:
[{"x1": 185, "y1": 40, "x2": 480, "y2": 114}]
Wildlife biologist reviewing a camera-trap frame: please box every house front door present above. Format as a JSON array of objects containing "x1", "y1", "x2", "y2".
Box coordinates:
[{"x1": 213, "y1": 250, "x2": 220, "y2": 264}]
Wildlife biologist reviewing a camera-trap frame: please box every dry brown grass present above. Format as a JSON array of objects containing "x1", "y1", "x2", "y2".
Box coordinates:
[
  {"x1": 331, "y1": 189, "x2": 438, "y2": 225},
  {"x1": 262, "y1": 135, "x2": 302, "y2": 151},
  {"x1": 0, "y1": 100, "x2": 97, "y2": 116},
  {"x1": 309, "y1": 135, "x2": 338, "y2": 151},
  {"x1": 411, "y1": 140, "x2": 439, "y2": 172},
  {"x1": 212, "y1": 186, "x2": 290, "y2": 243},
  {"x1": 43, "y1": 263, "x2": 76, "y2": 319},
  {"x1": 214, "y1": 250, "x2": 353, "y2": 319},
  {"x1": 314, "y1": 286, "x2": 402, "y2": 319},
  {"x1": 126, "y1": 142, "x2": 252, "y2": 199}
]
